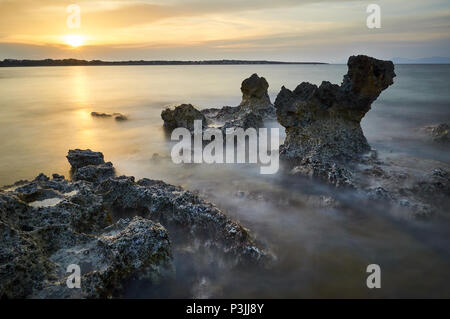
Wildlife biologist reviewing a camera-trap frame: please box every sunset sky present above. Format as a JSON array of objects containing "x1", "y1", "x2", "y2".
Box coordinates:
[{"x1": 1, "y1": 0, "x2": 449, "y2": 62}]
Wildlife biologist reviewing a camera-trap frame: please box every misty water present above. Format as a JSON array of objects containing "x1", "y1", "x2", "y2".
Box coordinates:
[{"x1": 1, "y1": 64, "x2": 449, "y2": 298}]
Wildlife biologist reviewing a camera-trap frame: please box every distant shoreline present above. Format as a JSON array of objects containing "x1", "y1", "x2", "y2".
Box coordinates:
[{"x1": 0, "y1": 58, "x2": 328, "y2": 67}]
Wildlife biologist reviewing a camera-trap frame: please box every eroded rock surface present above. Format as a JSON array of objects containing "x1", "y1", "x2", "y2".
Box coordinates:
[
  {"x1": 276, "y1": 55, "x2": 395, "y2": 163},
  {"x1": 68, "y1": 149, "x2": 115, "y2": 184},
  {"x1": 0, "y1": 150, "x2": 271, "y2": 298},
  {"x1": 275, "y1": 55, "x2": 395, "y2": 186},
  {"x1": 67, "y1": 149, "x2": 105, "y2": 169},
  {"x1": 421, "y1": 123, "x2": 449, "y2": 144},
  {"x1": 161, "y1": 104, "x2": 207, "y2": 132},
  {"x1": 239, "y1": 73, "x2": 274, "y2": 117},
  {"x1": 96, "y1": 176, "x2": 268, "y2": 266},
  {"x1": 161, "y1": 74, "x2": 275, "y2": 133}
]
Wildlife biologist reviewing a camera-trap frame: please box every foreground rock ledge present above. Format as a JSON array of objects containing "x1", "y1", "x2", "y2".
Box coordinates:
[{"x1": 0, "y1": 149, "x2": 271, "y2": 298}]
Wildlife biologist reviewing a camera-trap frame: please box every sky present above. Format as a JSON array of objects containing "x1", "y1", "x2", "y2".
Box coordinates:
[{"x1": 0, "y1": 0, "x2": 449, "y2": 63}]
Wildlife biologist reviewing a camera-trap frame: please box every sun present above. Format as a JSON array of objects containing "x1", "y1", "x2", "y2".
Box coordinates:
[{"x1": 64, "y1": 34, "x2": 85, "y2": 47}]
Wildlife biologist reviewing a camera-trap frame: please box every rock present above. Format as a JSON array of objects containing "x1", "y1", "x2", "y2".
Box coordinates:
[
  {"x1": 201, "y1": 106, "x2": 240, "y2": 124},
  {"x1": 114, "y1": 114, "x2": 128, "y2": 121},
  {"x1": 96, "y1": 176, "x2": 270, "y2": 267},
  {"x1": 361, "y1": 165, "x2": 386, "y2": 178},
  {"x1": 407, "y1": 168, "x2": 450, "y2": 211},
  {"x1": 366, "y1": 187, "x2": 394, "y2": 202},
  {"x1": 275, "y1": 55, "x2": 395, "y2": 186},
  {"x1": 275, "y1": 55, "x2": 395, "y2": 164},
  {"x1": 36, "y1": 216, "x2": 172, "y2": 298},
  {"x1": 0, "y1": 219, "x2": 53, "y2": 298},
  {"x1": 240, "y1": 111, "x2": 264, "y2": 130},
  {"x1": 67, "y1": 149, "x2": 105, "y2": 170},
  {"x1": 161, "y1": 104, "x2": 207, "y2": 132},
  {"x1": 221, "y1": 111, "x2": 264, "y2": 131},
  {"x1": 72, "y1": 162, "x2": 115, "y2": 184},
  {"x1": 0, "y1": 175, "x2": 125, "y2": 298},
  {"x1": 52, "y1": 174, "x2": 65, "y2": 181},
  {"x1": 290, "y1": 159, "x2": 355, "y2": 188},
  {"x1": 67, "y1": 149, "x2": 115, "y2": 184},
  {"x1": 161, "y1": 74, "x2": 276, "y2": 133},
  {"x1": 150, "y1": 153, "x2": 161, "y2": 164},
  {"x1": 0, "y1": 150, "x2": 271, "y2": 298},
  {"x1": 239, "y1": 73, "x2": 275, "y2": 116},
  {"x1": 91, "y1": 112, "x2": 128, "y2": 121},
  {"x1": 422, "y1": 123, "x2": 449, "y2": 144},
  {"x1": 34, "y1": 173, "x2": 49, "y2": 182},
  {"x1": 398, "y1": 199, "x2": 434, "y2": 219},
  {"x1": 241, "y1": 74, "x2": 270, "y2": 104},
  {"x1": 358, "y1": 164, "x2": 449, "y2": 219},
  {"x1": 91, "y1": 112, "x2": 112, "y2": 118}
]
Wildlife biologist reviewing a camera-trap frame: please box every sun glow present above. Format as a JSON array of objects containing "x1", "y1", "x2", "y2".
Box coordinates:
[{"x1": 64, "y1": 34, "x2": 85, "y2": 47}]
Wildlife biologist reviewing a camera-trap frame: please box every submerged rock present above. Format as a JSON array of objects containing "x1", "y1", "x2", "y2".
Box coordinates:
[
  {"x1": 114, "y1": 114, "x2": 128, "y2": 121},
  {"x1": 91, "y1": 112, "x2": 112, "y2": 118},
  {"x1": 91, "y1": 112, "x2": 128, "y2": 121},
  {"x1": 0, "y1": 150, "x2": 271, "y2": 298}
]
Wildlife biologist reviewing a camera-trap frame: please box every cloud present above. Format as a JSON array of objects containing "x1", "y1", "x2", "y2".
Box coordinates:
[
  {"x1": 0, "y1": 0, "x2": 449, "y2": 61},
  {"x1": 0, "y1": 0, "x2": 348, "y2": 31}
]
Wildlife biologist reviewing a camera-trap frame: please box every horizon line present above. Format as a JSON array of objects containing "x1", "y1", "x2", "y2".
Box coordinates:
[{"x1": 0, "y1": 58, "x2": 329, "y2": 67}]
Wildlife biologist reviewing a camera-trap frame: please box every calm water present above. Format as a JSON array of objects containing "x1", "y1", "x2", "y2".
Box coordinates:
[{"x1": 1, "y1": 64, "x2": 449, "y2": 298}]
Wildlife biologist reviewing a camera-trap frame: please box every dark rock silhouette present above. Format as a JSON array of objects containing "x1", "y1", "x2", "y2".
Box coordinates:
[
  {"x1": 91, "y1": 111, "x2": 128, "y2": 121},
  {"x1": 91, "y1": 111, "x2": 112, "y2": 118},
  {"x1": 114, "y1": 114, "x2": 128, "y2": 121}
]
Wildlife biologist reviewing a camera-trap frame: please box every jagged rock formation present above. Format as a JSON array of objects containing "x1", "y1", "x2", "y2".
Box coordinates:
[
  {"x1": 67, "y1": 149, "x2": 105, "y2": 169},
  {"x1": 161, "y1": 74, "x2": 275, "y2": 133},
  {"x1": 239, "y1": 73, "x2": 274, "y2": 116},
  {"x1": 275, "y1": 55, "x2": 395, "y2": 186},
  {"x1": 276, "y1": 55, "x2": 395, "y2": 163},
  {"x1": 0, "y1": 150, "x2": 271, "y2": 298}
]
